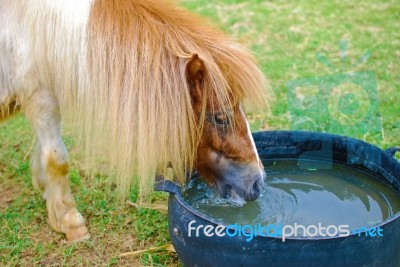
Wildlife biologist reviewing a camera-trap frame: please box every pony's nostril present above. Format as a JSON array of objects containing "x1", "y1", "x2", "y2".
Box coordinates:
[
  {"x1": 253, "y1": 179, "x2": 262, "y2": 194},
  {"x1": 246, "y1": 179, "x2": 262, "y2": 201}
]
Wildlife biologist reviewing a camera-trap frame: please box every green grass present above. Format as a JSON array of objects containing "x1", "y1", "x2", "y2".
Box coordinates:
[
  {"x1": 1, "y1": 0, "x2": 399, "y2": 266},
  {"x1": 0, "y1": 116, "x2": 176, "y2": 266}
]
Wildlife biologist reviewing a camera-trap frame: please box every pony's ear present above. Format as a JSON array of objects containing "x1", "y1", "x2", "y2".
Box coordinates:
[{"x1": 186, "y1": 54, "x2": 205, "y2": 85}]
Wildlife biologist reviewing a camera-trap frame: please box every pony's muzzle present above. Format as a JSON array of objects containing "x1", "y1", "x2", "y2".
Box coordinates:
[
  {"x1": 214, "y1": 160, "x2": 266, "y2": 201},
  {"x1": 200, "y1": 151, "x2": 266, "y2": 201}
]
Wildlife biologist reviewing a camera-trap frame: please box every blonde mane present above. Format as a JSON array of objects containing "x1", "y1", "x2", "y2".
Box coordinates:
[{"x1": 18, "y1": 0, "x2": 271, "y2": 201}]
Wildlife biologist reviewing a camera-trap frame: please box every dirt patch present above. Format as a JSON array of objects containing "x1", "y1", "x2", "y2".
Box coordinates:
[{"x1": 0, "y1": 181, "x2": 21, "y2": 210}]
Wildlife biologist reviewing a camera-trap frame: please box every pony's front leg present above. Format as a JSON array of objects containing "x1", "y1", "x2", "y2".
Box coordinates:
[{"x1": 25, "y1": 89, "x2": 90, "y2": 242}]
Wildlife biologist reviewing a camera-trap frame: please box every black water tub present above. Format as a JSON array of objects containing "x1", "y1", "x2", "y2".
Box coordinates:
[{"x1": 155, "y1": 131, "x2": 400, "y2": 267}]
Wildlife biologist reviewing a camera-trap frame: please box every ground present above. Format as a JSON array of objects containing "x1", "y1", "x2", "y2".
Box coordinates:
[{"x1": 1, "y1": 0, "x2": 399, "y2": 266}]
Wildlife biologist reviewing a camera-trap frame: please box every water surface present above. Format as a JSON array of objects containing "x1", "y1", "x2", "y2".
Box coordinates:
[{"x1": 182, "y1": 159, "x2": 400, "y2": 232}]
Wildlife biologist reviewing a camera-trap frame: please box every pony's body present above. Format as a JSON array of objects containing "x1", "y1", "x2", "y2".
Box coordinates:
[{"x1": 0, "y1": 0, "x2": 271, "y2": 242}]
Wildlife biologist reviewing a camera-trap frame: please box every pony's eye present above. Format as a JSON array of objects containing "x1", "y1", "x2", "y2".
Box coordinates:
[{"x1": 214, "y1": 113, "x2": 229, "y2": 125}]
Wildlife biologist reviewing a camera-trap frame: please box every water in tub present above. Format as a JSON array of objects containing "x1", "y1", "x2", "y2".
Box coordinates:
[{"x1": 182, "y1": 159, "x2": 400, "y2": 236}]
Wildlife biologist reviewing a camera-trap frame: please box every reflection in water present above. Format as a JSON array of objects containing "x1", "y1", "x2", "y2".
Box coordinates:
[{"x1": 182, "y1": 159, "x2": 400, "y2": 232}]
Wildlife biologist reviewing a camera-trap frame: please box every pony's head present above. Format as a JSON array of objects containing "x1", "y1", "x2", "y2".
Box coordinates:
[{"x1": 186, "y1": 54, "x2": 265, "y2": 201}]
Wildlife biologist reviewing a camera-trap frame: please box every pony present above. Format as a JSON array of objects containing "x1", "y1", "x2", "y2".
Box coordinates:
[{"x1": 0, "y1": 0, "x2": 272, "y2": 242}]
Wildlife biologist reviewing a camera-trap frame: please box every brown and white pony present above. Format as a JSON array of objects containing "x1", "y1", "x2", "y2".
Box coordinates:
[{"x1": 0, "y1": 0, "x2": 272, "y2": 242}]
